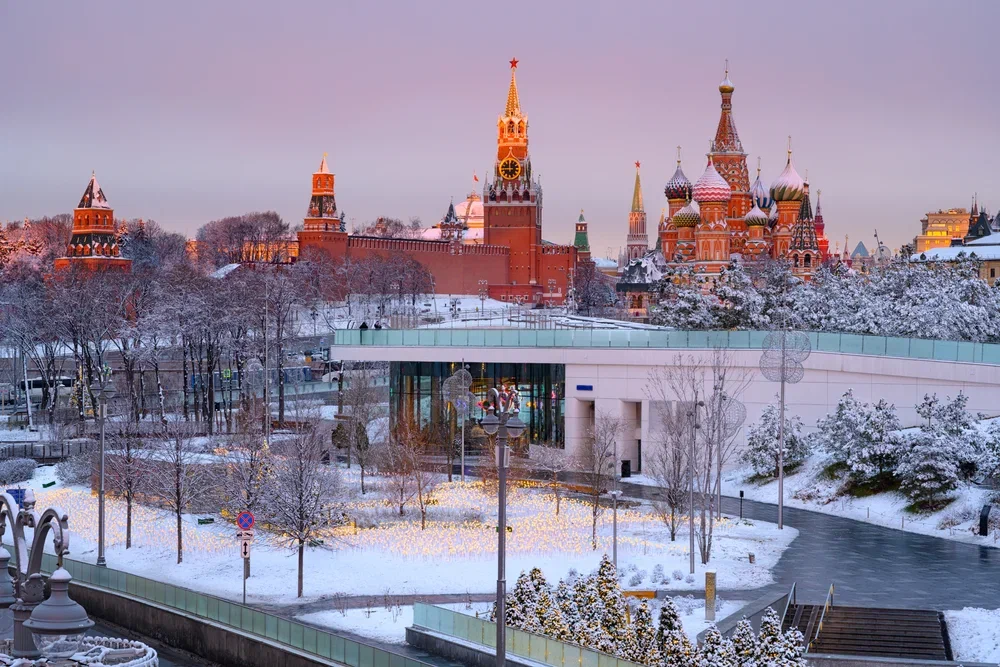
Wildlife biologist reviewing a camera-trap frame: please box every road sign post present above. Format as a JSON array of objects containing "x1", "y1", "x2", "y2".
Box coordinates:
[{"x1": 236, "y1": 512, "x2": 255, "y2": 604}]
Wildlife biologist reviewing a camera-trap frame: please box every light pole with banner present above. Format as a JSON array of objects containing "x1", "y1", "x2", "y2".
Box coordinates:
[
  {"x1": 479, "y1": 385, "x2": 526, "y2": 667},
  {"x1": 442, "y1": 364, "x2": 475, "y2": 482},
  {"x1": 89, "y1": 364, "x2": 115, "y2": 568}
]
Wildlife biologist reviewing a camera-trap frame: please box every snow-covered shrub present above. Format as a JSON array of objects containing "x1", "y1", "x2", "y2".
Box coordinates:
[
  {"x1": 651, "y1": 564, "x2": 665, "y2": 583},
  {"x1": 672, "y1": 569, "x2": 684, "y2": 581},
  {"x1": 0, "y1": 458, "x2": 37, "y2": 486},
  {"x1": 567, "y1": 567, "x2": 579, "y2": 582},
  {"x1": 628, "y1": 571, "x2": 644, "y2": 587},
  {"x1": 741, "y1": 403, "x2": 808, "y2": 477},
  {"x1": 56, "y1": 452, "x2": 92, "y2": 486},
  {"x1": 711, "y1": 261, "x2": 769, "y2": 330},
  {"x1": 684, "y1": 574, "x2": 695, "y2": 584},
  {"x1": 813, "y1": 390, "x2": 904, "y2": 485}
]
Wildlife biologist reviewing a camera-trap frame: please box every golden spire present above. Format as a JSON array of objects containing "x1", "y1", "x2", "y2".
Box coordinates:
[
  {"x1": 318, "y1": 152, "x2": 329, "y2": 173},
  {"x1": 757, "y1": 156, "x2": 762, "y2": 177},
  {"x1": 631, "y1": 161, "x2": 644, "y2": 212},
  {"x1": 505, "y1": 58, "x2": 521, "y2": 116},
  {"x1": 676, "y1": 145, "x2": 682, "y2": 166}
]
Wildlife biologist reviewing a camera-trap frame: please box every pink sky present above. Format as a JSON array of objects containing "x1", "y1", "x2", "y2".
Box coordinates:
[{"x1": 2, "y1": 0, "x2": 998, "y2": 256}]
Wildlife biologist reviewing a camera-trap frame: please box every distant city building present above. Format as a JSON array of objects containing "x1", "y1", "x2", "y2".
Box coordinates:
[
  {"x1": 53, "y1": 172, "x2": 131, "y2": 272},
  {"x1": 913, "y1": 201, "x2": 1000, "y2": 285},
  {"x1": 913, "y1": 206, "x2": 971, "y2": 252}
]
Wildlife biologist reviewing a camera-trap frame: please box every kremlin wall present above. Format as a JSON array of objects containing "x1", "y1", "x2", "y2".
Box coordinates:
[{"x1": 51, "y1": 61, "x2": 855, "y2": 303}]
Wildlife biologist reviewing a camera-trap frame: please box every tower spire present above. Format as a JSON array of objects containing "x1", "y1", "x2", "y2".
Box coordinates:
[
  {"x1": 505, "y1": 58, "x2": 521, "y2": 116},
  {"x1": 676, "y1": 145, "x2": 682, "y2": 166},
  {"x1": 631, "y1": 161, "x2": 644, "y2": 212}
]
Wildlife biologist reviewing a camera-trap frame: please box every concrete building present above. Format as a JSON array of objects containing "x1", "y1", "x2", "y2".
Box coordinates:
[
  {"x1": 333, "y1": 328, "x2": 1000, "y2": 472},
  {"x1": 913, "y1": 207, "x2": 971, "y2": 252}
]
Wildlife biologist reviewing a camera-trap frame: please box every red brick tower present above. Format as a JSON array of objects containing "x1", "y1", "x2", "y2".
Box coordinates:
[
  {"x1": 483, "y1": 58, "x2": 542, "y2": 299},
  {"x1": 769, "y1": 142, "x2": 805, "y2": 259},
  {"x1": 54, "y1": 172, "x2": 131, "y2": 272},
  {"x1": 814, "y1": 189, "x2": 830, "y2": 259},
  {"x1": 710, "y1": 64, "x2": 752, "y2": 255},
  {"x1": 626, "y1": 162, "x2": 648, "y2": 261},
  {"x1": 662, "y1": 147, "x2": 692, "y2": 260},
  {"x1": 692, "y1": 157, "x2": 732, "y2": 274},
  {"x1": 297, "y1": 154, "x2": 347, "y2": 258}
]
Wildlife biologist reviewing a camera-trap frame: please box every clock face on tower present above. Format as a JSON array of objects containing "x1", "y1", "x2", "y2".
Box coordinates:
[{"x1": 499, "y1": 157, "x2": 521, "y2": 180}]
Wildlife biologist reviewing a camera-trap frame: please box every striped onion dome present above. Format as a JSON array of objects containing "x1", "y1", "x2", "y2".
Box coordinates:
[
  {"x1": 750, "y1": 171, "x2": 773, "y2": 210},
  {"x1": 692, "y1": 158, "x2": 732, "y2": 203},
  {"x1": 664, "y1": 163, "x2": 692, "y2": 200},
  {"x1": 671, "y1": 199, "x2": 701, "y2": 228},
  {"x1": 744, "y1": 203, "x2": 769, "y2": 227},
  {"x1": 770, "y1": 153, "x2": 806, "y2": 202}
]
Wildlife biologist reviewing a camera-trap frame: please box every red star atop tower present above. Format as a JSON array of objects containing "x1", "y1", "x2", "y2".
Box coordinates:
[
  {"x1": 509, "y1": 57, "x2": 518, "y2": 69},
  {"x1": 635, "y1": 161, "x2": 641, "y2": 169}
]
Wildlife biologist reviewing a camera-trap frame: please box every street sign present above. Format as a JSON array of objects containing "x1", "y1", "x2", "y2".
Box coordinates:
[
  {"x1": 236, "y1": 530, "x2": 254, "y2": 540},
  {"x1": 241, "y1": 539, "x2": 251, "y2": 559},
  {"x1": 236, "y1": 511, "x2": 255, "y2": 530}
]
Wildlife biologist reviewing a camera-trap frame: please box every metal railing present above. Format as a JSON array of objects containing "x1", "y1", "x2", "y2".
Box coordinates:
[
  {"x1": 412, "y1": 602, "x2": 643, "y2": 667},
  {"x1": 808, "y1": 583, "x2": 835, "y2": 652},
  {"x1": 781, "y1": 582, "x2": 797, "y2": 629},
  {"x1": 18, "y1": 548, "x2": 433, "y2": 667},
  {"x1": 332, "y1": 328, "x2": 1000, "y2": 366}
]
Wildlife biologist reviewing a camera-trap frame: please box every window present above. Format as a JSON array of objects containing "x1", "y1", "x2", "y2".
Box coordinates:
[{"x1": 992, "y1": 268, "x2": 996, "y2": 279}]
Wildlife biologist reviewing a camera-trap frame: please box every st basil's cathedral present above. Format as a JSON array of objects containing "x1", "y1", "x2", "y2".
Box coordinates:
[{"x1": 617, "y1": 66, "x2": 831, "y2": 310}]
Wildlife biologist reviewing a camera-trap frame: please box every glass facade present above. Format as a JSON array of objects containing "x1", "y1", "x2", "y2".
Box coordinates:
[{"x1": 390, "y1": 361, "x2": 565, "y2": 448}]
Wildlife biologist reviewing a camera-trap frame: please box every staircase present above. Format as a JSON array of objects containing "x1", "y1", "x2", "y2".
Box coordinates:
[{"x1": 784, "y1": 603, "x2": 951, "y2": 661}]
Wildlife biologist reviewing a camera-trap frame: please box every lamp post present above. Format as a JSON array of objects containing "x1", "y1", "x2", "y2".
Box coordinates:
[
  {"x1": 610, "y1": 489, "x2": 622, "y2": 569},
  {"x1": 480, "y1": 385, "x2": 526, "y2": 667},
  {"x1": 687, "y1": 393, "x2": 704, "y2": 575},
  {"x1": 89, "y1": 369, "x2": 116, "y2": 568},
  {"x1": 0, "y1": 489, "x2": 92, "y2": 659}
]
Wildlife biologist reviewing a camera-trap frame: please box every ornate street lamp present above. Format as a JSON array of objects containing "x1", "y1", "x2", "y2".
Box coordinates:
[
  {"x1": 89, "y1": 368, "x2": 116, "y2": 567},
  {"x1": 0, "y1": 489, "x2": 90, "y2": 659},
  {"x1": 480, "y1": 385, "x2": 525, "y2": 667},
  {"x1": 23, "y1": 568, "x2": 93, "y2": 658}
]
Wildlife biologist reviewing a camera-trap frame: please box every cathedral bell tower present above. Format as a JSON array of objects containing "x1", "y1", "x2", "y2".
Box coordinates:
[{"x1": 483, "y1": 58, "x2": 542, "y2": 290}]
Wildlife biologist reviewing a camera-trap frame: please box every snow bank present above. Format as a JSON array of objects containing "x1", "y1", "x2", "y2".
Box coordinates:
[{"x1": 944, "y1": 607, "x2": 1000, "y2": 663}]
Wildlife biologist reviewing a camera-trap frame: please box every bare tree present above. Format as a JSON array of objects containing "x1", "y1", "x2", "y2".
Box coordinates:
[
  {"x1": 390, "y1": 422, "x2": 438, "y2": 530},
  {"x1": 530, "y1": 444, "x2": 574, "y2": 516},
  {"x1": 269, "y1": 424, "x2": 339, "y2": 597},
  {"x1": 105, "y1": 420, "x2": 151, "y2": 549},
  {"x1": 341, "y1": 361, "x2": 387, "y2": 493},
  {"x1": 581, "y1": 411, "x2": 623, "y2": 549},
  {"x1": 648, "y1": 352, "x2": 748, "y2": 563},
  {"x1": 221, "y1": 404, "x2": 274, "y2": 576},
  {"x1": 149, "y1": 427, "x2": 212, "y2": 564},
  {"x1": 642, "y1": 397, "x2": 690, "y2": 541}
]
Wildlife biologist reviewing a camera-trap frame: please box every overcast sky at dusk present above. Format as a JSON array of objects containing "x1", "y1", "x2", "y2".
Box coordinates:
[{"x1": 3, "y1": 1, "x2": 998, "y2": 257}]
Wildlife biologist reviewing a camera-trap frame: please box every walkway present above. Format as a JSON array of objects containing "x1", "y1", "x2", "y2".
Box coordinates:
[{"x1": 621, "y1": 481, "x2": 1000, "y2": 610}]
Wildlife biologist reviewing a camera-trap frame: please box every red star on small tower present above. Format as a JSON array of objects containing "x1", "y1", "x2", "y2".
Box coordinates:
[
  {"x1": 635, "y1": 161, "x2": 641, "y2": 169},
  {"x1": 509, "y1": 57, "x2": 519, "y2": 69}
]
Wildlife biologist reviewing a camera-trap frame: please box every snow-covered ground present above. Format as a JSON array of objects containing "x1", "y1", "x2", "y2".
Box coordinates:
[
  {"x1": 299, "y1": 597, "x2": 744, "y2": 646},
  {"x1": 944, "y1": 608, "x2": 1000, "y2": 663},
  {"x1": 689, "y1": 454, "x2": 1000, "y2": 547},
  {"x1": 19, "y1": 467, "x2": 795, "y2": 605}
]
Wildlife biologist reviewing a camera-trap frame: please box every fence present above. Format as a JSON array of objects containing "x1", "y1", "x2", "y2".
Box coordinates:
[
  {"x1": 19, "y1": 549, "x2": 434, "y2": 667},
  {"x1": 333, "y1": 328, "x2": 1000, "y2": 365},
  {"x1": 412, "y1": 602, "x2": 643, "y2": 667}
]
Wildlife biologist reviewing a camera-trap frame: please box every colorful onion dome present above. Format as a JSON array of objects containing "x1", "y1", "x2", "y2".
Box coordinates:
[
  {"x1": 770, "y1": 146, "x2": 805, "y2": 202},
  {"x1": 692, "y1": 158, "x2": 732, "y2": 203},
  {"x1": 672, "y1": 199, "x2": 701, "y2": 228},
  {"x1": 745, "y1": 203, "x2": 769, "y2": 227},
  {"x1": 664, "y1": 163, "x2": 692, "y2": 201},
  {"x1": 750, "y1": 160, "x2": 773, "y2": 210},
  {"x1": 719, "y1": 64, "x2": 734, "y2": 94}
]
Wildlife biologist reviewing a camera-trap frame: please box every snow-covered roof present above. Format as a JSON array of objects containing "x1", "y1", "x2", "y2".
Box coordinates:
[
  {"x1": 211, "y1": 263, "x2": 242, "y2": 278},
  {"x1": 692, "y1": 158, "x2": 732, "y2": 203},
  {"x1": 912, "y1": 245, "x2": 1000, "y2": 261},
  {"x1": 618, "y1": 251, "x2": 667, "y2": 286},
  {"x1": 770, "y1": 154, "x2": 805, "y2": 202},
  {"x1": 593, "y1": 257, "x2": 617, "y2": 270},
  {"x1": 965, "y1": 232, "x2": 996, "y2": 246},
  {"x1": 77, "y1": 172, "x2": 111, "y2": 209}
]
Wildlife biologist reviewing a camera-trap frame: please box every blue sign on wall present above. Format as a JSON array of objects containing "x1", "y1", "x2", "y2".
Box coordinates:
[
  {"x1": 6, "y1": 489, "x2": 25, "y2": 506},
  {"x1": 576, "y1": 385, "x2": 593, "y2": 391}
]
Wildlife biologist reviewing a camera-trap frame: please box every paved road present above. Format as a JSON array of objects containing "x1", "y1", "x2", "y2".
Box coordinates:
[{"x1": 622, "y1": 482, "x2": 1000, "y2": 610}]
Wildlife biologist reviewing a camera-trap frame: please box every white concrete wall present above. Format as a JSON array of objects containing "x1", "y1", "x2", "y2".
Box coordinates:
[{"x1": 336, "y1": 344, "x2": 1000, "y2": 465}]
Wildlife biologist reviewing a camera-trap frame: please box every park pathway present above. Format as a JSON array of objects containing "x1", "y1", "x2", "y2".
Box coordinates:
[{"x1": 621, "y1": 481, "x2": 1000, "y2": 609}]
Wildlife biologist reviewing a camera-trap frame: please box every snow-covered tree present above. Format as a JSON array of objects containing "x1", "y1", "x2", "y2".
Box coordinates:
[
  {"x1": 656, "y1": 597, "x2": 695, "y2": 667},
  {"x1": 755, "y1": 607, "x2": 785, "y2": 664},
  {"x1": 711, "y1": 261, "x2": 768, "y2": 330},
  {"x1": 504, "y1": 571, "x2": 540, "y2": 632},
  {"x1": 554, "y1": 580, "x2": 580, "y2": 637},
  {"x1": 897, "y1": 427, "x2": 961, "y2": 509},
  {"x1": 649, "y1": 267, "x2": 716, "y2": 329},
  {"x1": 730, "y1": 617, "x2": 759, "y2": 667},
  {"x1": 572, "y1": 576, "x2": 613, "y2": 653},
  {"x1": 595, "y1": 555, "x2": 630, "y2": 650},
  {"x1": 628, "y1": 601, "x2": 660, "y2": 665},
  {"x1": 814, "y1": 390, "x2": 903, "y2": 484},
  {"x1": 697, "y1": 625, "x2": 736, "y2": 667},
  {"x1": 741, "y1": 402, "x2": 807, "y2": 478},
  {"x1": 536, "y1": 586, "x2": 572, "y2": 641}
]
